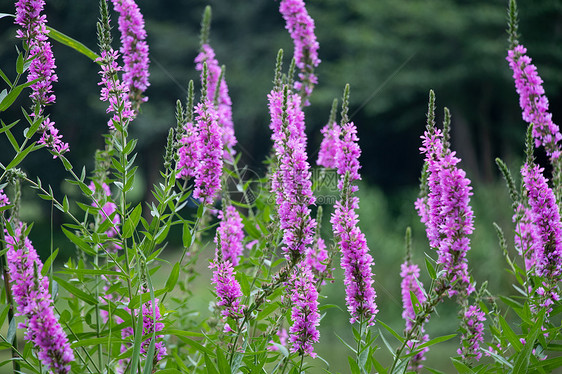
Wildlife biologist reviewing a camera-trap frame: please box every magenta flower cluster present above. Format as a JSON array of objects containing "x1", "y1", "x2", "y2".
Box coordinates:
[
  {"x1": 111, "y1": 0, "x2": 150, "y2": 108},
  {"x1": 457, "y1": 305, "x2": 485, "y2": 361},
  {"x1": 6, "y1": 223, "x2": 74, "y2": 373},
  {"x1": 513, "y1": 203, "x2": 540, "y2": 271},
  {"x1": 209, "y1": 260, "x2": 244, "y2": 321},
  {"x1": 15, "y1": 0, "x2": 69, "y2": 156},
  {"x1": 176, "y1": 121, "x2": 199, "y2": 179},
  {"x1": 507, "y1": 45, "x2": 562, "y2": 160},
  {"x1": 0, "y1": 189, "x2": 9, "y2": 207},
  {"x1": 328, "y1": 121, "x2": 378, "y2": 326},
  {"x1": 316, "y1": 121, "x2": 340, "y2": 169},
  {"x1": 268, "y1": 89, "x2": 316, "y2": 261},
  {"x1": 192, "y1": 100, "x2": 224, "y2": 205},
  {"x1": 97, "y1": 49, "x2": 135, "y2": 130},
  {"x1": 89, "y1": 182, "x2": 121, "y2": 243},
  {"x1": 140, "y1": 300, "x2": 167, "y2": 362},
  {"x1": 400, "y1": 261, "x2": 429, "y2": 371},
  {"x1": 521, "y1": 162, "x2": 562, "y2": 279},
  {"x1": 195, "y1": 44, "x2": 237, "y2": 157},
  {"x1": 416, "y1": 129, "x2": 475, "y2": 296},
  {"x1": 15, "y1": 0, "x2": 57, "y2": 108},
  {"x1": 288, "y1": 265, "x2": 320, "y2": 357},
  {"x1": 215, "y1": 205, "x2": 245, "y2": 266},
  {"x1": 279, "y1": 0, "x2": 320, "y2": 102}
]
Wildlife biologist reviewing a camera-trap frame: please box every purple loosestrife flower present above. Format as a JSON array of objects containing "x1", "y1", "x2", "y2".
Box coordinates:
[
  {"x1": 279, "y1": 0, "x2": 320, "y2": 103},
  {"x1": 400, "y1": 262, "x2": 429, "y2": 372},
  {"x1": 268, "y1": 88, "x2": 316, "y2": 262},
  {"x1": 507, "y1": 45, "x2": 562, "y2": 160},
  {"x1": 97, "y1": 49, "x2": 135, "y2": 130},
  {"x1": 521, "y1": 162, "x2": 562, "y2": 279},
  {"x1": 513, "y1": 203, "x2": 540, "y2": 271},
  {"x1": 457, "y1": 305, "x2": 485, "y2": 361},
  {"x1": 417, "y1": 129, "x2": 475, "y2": 296},
  {"x1": 141, "y1": 300, "x2": 166, "y2": 363},
  {"x1": 305, "y1": 237, "x2": 329, "y2": 279},
  {"x1": 176, "y1": 121, "x2": 199, "y2": 179},
  {"x1": 209, "y1": 260, "x2": 244, "y2": 321},
  {"x1": 192, "y1": 99, "x2": 223, "y2": 205},
  {"x1": 111, "y1": 0, "x2": 150, "y2": 110},
  {"x1": 215, "y1": 205, "x2": 245, "y2": 266},
  {"x1": 89, "y1": 182, "x2": 121, "y2": 241},
  {"x1": 15, "y1": 0, "x2": 57, "y2": 108},
  {"x1": 0, "y1": 189, "x2": 9, "y2": 207},
  {"x1": 195, "y1": 44, "x2": 237, "y2": 157},
  {"x1": 331, "y1": 121, "x2": 378, "y2": 326},
  {"x1": 15, "y1": 0, "x2": 69, "y2": 157},
  {"x1": 6, "y1": 223, "x2": 74, "y2": 373},
  {"x1": 316, "y1": 121, "x2": 341, "y2": 169},
  {"x1": 288, "y1": 265, "x2": 320, "y2": 357}
]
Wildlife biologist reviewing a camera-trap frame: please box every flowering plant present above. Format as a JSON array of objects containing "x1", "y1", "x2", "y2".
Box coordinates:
[{"x1": 0, "y1": 0, "x2": 561, "y2": 373}]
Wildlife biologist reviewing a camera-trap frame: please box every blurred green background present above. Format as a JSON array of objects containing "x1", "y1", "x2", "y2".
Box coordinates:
[{"x1": 0, "y1": 0, "x2": 561, "y2": 372}]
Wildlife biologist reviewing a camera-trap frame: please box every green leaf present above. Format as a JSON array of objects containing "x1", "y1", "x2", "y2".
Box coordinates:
[
  {"x1": 498, "y1": 315, "x2": 523, "y2": 352},
  {"x1": 61, "y1": 227, "x2": 96, "y2": 256},
  {"x1": 0, "y1": 119, "x2": 19, "y2": 135},
  {"x1": 216, "y1": 349, "x2": 230, "y2": 373},
  {"x1": 451, "y1": 358, "x2": 474, "y2": 373},
  {"x1": 130, "y1": 308, "x2": 145, "y2": 374},
  {"x1": 416, "y1": 334, "x2": 456, "y2": 349},
  {"x1": 0, "y1": 79, "x2": 39, "y2": 112},
  {"x1": 16, "y1": 53, "x2": 24, "y2": 74},
  {"x1": 425, "y1": 256, "x2": 436, "y2": 280},
  {"x1": 41, "y1": 248, "x2": 59, "y2": 276},
  {"x1": 53, "y1": 276, "x2": 97, "y2": 305},
  {"x1": 512, "y1": 311, "x2": 545, "y2": 373},
  {"x1": 123, "y1": 203, "x2": 142, "y2": 238},
  {"x1": 378, "y1": 320, "x2": 404, "y2": 343},
  {"x1": 348, "y1": 356, "x2": 361, "y2": 374},
  {"x1": 0, "y1": 13, "x2": 14, "y2": 20},
  {"x1": 6, "y1": 318, "x2": 16, "y2": 344},
  {"x1": 182, "y1": 222, "x2": 192, "y2": 248},
  {"x1": 165, "y1": 262, "x2": 180, "y2": 292},
  {"x1": 63, "y1": 195, "x2": 69, "y2": 213},
  {"x1": 205, "y1": 354, "x2": 220, "y2": 374},
  {"x1": 46, "y1": 26, "x2": 99, "y2": 62},
  {"x1": 5, "y1": 142, "x2": 37, "y2": 170},
  {"x1": 0, "y1": 68, "x2": 11, "y2": 87}
]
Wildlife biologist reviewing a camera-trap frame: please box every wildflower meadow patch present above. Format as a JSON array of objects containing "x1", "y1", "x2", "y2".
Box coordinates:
[{"x1": 0, "y1": 0, "x2": 561, "y2": 373}]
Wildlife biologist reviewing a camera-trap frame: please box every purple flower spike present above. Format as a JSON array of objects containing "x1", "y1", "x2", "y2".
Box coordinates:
[
  {"x1": 317, "y1": 121, "x2": 341, "y2": 169},
  {"x1": 279, "y1": 0, "x2": 321, "y2": 103},
  {"x1": 268, "y1": 88, "x2": 316, "y2": 262},
  {"x1": 192, "y1": 99, "x2": 223, "y2": 205},
  {"x1": 507, "y1": 45, "x2": 562, "y2": 160},
  {"x1": 513, "y1": 203, "x2": 540, "y2": 271},
  {"x1": 176, "y1": 121, "x2": 199, "y2": 179},
  {"x1": 97, "y1": 49, "x2": 135, "y2": 130},
  {"x1": 215, "y1": 205, "x2": 245, "y2": 266},
  {"x1": 111, "y1": 0, "x2": 150, "y2": 109},
  {"x1": 6, "y1": 223, "x2": 74, "y2": 373},
  {"x1": 457, "y1": 305, "x2": 485, "y2": 361},
  {"x1": 331, "y1": 121, "x2": 378, "y2": 326},
  {"x1": 0, "y1": 189, "x2": 9, "y2": 207},
  {"x1": 15, "y1": 0, "x2": 69, "y2": 157},
  {"x1": 400, "y1": 261, "x2": 429, "y2": 372},
  {"x1": 195, "y1": 44, "x2": 237, "y2": 158},
  {"x1": 521, "y1": 163, "x2": 562, "y2": 279},
  {"x1": 141, "y1": 300, "x2": 166, "y2": 363},
  {"x1": 288, "y1": 265, "x2": 320, "y2": 357},
  {"x1": 417, "y1": 129, "x2": 475, "y2": 296},
  {"x1": 15, "y1": 0, "x2": 57, "y2": 108},
  {"x1": 210, "y1": 260, "x2": 244, "y2": 321}
]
